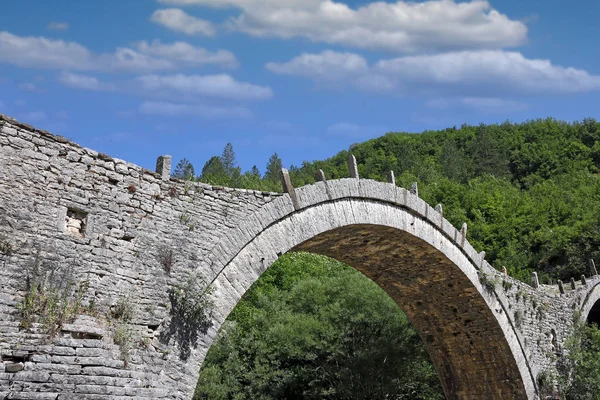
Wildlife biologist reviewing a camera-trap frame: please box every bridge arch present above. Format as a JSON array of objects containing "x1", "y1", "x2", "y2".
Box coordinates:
[
  {"x1": 195, "y1": 179, "x2": 537, "y2": 400},
  {"x1": 580, "y1": 281, "x2": 600, "y2": 326}
]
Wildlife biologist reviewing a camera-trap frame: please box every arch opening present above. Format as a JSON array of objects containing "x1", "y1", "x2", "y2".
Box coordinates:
[
  {"x1": 196, "y1": 251, "x2": 444, "y2": 399},
  {"x1": 587, "y1": 299, "x2": 600, "y2": 327}
]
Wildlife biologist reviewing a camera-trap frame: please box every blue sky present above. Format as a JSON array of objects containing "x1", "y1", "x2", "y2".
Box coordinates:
[{"x1": 1, "y1": 0, "x2": 599, "y2": 174}]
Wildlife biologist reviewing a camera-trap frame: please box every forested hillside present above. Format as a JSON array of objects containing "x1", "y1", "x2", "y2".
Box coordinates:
[{"x1": 181, "y1": 118, "x2": 600, "y2": 283}]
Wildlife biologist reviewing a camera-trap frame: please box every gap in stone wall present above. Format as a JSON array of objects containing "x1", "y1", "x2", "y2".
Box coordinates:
[{"x1": 66, "y1": 208, "x2": 88, "y2": 237}]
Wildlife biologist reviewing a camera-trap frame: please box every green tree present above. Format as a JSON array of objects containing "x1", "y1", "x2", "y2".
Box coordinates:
[
  {"x1": 264, "y1": 152, "x2": 283, "y2": 184},
  {"x1": 195, "y1": 253, "x2": 443, "y2": 400},
  {"x1": 200, "y1": 156, "x2": 229, "y2": 186},
  {"x1": 559, "y1": 319, "x2": 600, "y2": 400},
  {"x1": 221, "y1": 143, "x2": 238, "y2": 178},
  {"x1": 172, "y1": 158, "x2": 195, "y2": 181}
]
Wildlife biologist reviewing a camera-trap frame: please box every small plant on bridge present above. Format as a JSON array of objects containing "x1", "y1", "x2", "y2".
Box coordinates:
[
  {"x1": 0, "y1": 234, "x2": 13, "y2": 256},
  {"x1": 160, "y1": 274, "x2": 214, "y2": 360},
  {"x1": 169, "y1": 275, "x2": 214, "y2": 329},
  {"x1": 18, "y1": 250, "x2": 89, "y2": 336},
  {"x1": 110, "y1": 295, "x2": 135, "y2": 367},
  {"x1": 478, "y1": 271, "x2": 500, "y2": 294}
]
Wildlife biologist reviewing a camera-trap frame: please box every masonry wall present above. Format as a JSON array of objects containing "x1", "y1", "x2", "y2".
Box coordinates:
[{"x1": 0, "y1": 114, "x2": 281, "y2": 399}]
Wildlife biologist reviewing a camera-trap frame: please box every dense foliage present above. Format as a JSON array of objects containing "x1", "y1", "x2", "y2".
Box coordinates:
[
  {"x1": 182, "y1": 118, "x2": 600, "y2": 283},
  {"x1": 558, "y1": 319, "x2": 600, "y2": 400},
  {"x1": 194, "y1": 253, "x2": 443, "y2": 400}
]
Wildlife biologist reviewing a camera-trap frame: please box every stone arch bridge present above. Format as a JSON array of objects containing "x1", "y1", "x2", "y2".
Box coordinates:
[{"x1": 1, "y1": 114, "x2": 599, "y2": 399}]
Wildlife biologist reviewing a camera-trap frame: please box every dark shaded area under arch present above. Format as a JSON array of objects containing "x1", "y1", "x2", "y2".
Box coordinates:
[
  {"x1": 291, "y1": 224, "x2": 528, "y2": 400},
  {"x1": 587, "y1": 300, "x2": 600, "y2": 327}
]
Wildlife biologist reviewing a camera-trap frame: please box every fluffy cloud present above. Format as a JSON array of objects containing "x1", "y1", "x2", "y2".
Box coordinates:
[
  {"x1": 0, "y1": 31, "x2": 236, "y2": 72},
  {"x1": 373, "y1": 50, "x2": 600, "y2": 95},
  {"x1": 134, "y1": 40, "x2": 238, "y2": 68},
  {"x1": 58, "y1": 71, "x2": 273, "y2": 102},
  {"x1": 47, "y1": 22, "x2": 69, "y2": 31},
  {"x1": 138, "y1": 101, "x2": 252, "y2": 118},
  {"x1": 266, "y1": 51, "x2": 367, "y2": 82},
  {"x1": 267, "y1": 50, "x2": 600, "y2": 96},
  {"x1": 135, "y1": 74, "x2": 273, "y2": 100},
  {"x1": 58, "y1": 72, "x2": 110, "y2": 91},
  {"x1": 158, "y1": 0, "x2": 527, "y2": 53},
  {"x1": 150, "y1": 8, "x2": 215, "y2": 36}
]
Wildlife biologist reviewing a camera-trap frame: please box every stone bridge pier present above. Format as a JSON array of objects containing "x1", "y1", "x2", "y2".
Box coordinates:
[{"x1": 1, "y1": 114, "x2": 599, "y2": 399}]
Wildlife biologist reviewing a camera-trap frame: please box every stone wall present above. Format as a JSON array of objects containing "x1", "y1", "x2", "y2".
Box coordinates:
[
  {"x1": 0, "y1": 114, "x2": 281, "y2": 398},
  {"x1": 0, "y1": 113, "x2": 599, "y2": 400}
]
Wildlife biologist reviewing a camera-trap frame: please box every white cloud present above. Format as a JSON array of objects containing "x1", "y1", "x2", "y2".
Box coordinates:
[
  {"x1": 138, "y1": 101, "x2": 252, "y2": 118},
  {"x1": 0, "y1": 31, "x2": 235, "y2": 72},
  {"x1": 150, "y1": 8, "x2": 215, "y2": 36},
  {"x1": 267, "y1": 50, "x2": 600, "y2": 96},
  {"x1": 135, "y1": 40, "x2": 238, "y2": 68},
  {"x1": 135, "y1": 74, "x2": 273, "y2": 100},
  {"x1": 373, "y1": 50, "x2": 600, "y2": 95},
  {"x1": 47, "y1": 22, "x2": 69, "y2": 31},
  {"x1": 59, "y1": 72, "x2": 111, "y2": 91},
  {"x1": 266, "y1": 51, "x2": 367, "y2": 82},
  {"x1": 0, "y1": 31, "x2": 95, "y2": 70},
  {"x1": 158, "y1": 0, "x2": 527, "y2": 53}
]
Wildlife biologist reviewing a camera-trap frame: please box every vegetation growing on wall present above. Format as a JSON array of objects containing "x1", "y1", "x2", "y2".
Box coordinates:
[
  {"x1": 558, "y1": 317, "x2": 600, "y2": 400},
  {"x1": 18, "y1": 250, "x2": 90, "y2": 336}
]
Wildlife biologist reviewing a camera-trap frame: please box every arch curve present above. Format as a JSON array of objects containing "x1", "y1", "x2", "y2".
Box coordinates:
[
  {"x1": 197, "y1": 179, "x2": 537, "y2": 400},
  {"x1": 580, "y1": 281, "x2": 600, "y2": 325}
]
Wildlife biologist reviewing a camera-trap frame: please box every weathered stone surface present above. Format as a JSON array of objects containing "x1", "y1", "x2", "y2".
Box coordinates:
[{"x1": 1, "y1": 113, "x2": 599, "y2": 399}]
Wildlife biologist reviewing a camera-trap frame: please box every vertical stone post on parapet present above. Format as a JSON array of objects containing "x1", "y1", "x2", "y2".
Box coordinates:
[
  {"x1": 280, "y1": 168, "x2": 299, "y2": 210},
  {"x1": 571, "y1": 277, "x2": 576, "y2": 290},
  {"x1": 388, "y1": 171, "x2": 395, "y2": 185},
  {"x1": 590, "y1": 259, "x2": 598, "y2": 276},
  {"x1": 156, "y1": 155, "x2": 172, "y2": 181},
  {"x1": 410, "y1": 182, "x2": 418, "y2": 197},
  {"x1": 581, "y1": 275, "x2": 587, "y2": 285},
  {"x1": 558, "y1": 280, "x2": 565, "y2": 294},
  {"x1": 531, "y1": 272, "x2": 539, "y2": 289},
  {"x1": 315, "y1": 169, "x2": 326, "y2": 182},
  {"x1": 435, "y1": 204, "x2": 443, "y2": 216},
  {"x1": 348, "y1": 154, "x2": 359, "y2": 179},
  {"x1": 460, "y1": 223, "x2": 467, "y2": 247}
]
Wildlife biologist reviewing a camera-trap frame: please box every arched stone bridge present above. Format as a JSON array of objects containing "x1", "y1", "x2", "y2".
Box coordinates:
[{"x1": 1, "y1": 113, "x2": 599, "y2": 399}]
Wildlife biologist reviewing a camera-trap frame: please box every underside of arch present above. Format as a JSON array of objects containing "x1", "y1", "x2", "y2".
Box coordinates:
[
  {"x1": 292, "y1": 224, "x2": 527, "y2": 400},
  {"x1": 582, "y1": 283, "x2": 600, "y2": 326}
]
